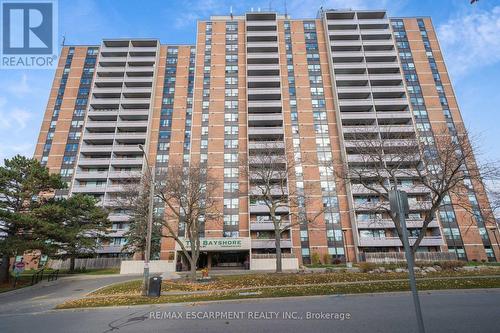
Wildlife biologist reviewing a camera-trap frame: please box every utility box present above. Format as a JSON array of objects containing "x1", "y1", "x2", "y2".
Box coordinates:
[{"x1": 148, "y1": 276, "x2": 162, "y2": 297}]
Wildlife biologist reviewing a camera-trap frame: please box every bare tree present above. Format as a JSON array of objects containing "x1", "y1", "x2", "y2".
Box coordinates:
[
  {"x1": 117, "y1": 175, "x2": 161, "y2": 259},
  {"x1": 155, "y1": 163, "x2": 220, "y2": 281},
  {"x1": 241, "y1": 142, "x2": 323, "y2": 273},
  {"x1": 335, "y1": 126, "x2": 500, "y2": 256}
]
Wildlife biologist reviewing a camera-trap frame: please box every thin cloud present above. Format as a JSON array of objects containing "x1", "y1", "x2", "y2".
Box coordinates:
[
  {"x1": 6, "y1": 73, "x2": 30, "y2": 97},
  {"x1": 0, "y1": 107, "x2": 31, "y2": 130},
  {"x1": 438, "y1": 6, "x2": 500, "y2": 78}
]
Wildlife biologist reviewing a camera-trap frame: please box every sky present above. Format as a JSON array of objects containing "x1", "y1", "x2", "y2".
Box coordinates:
[{"x1": 1, "y1": 0, "x2": 500, "y2": 166}]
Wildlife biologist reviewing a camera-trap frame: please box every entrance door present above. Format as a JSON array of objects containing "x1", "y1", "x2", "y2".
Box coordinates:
[{"x1": 210, "y1": 251, "x2": 248, "y2": 270}]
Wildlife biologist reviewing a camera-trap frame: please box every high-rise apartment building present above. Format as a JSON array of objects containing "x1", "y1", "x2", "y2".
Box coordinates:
[{"x1": 34, "y1": 9, "x2": 500, "y2": 269}]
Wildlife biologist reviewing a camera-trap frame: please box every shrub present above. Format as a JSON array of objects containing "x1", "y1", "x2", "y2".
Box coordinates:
[
  {"x1": 311, "y1": 252, "x2": 321, "y2": 265},
  {"x1": 359, "y1": 262, "x2": 376, "y2": 273},
  {"x1": 437, "y1": 260, "x2": 465, "y2": 270},
  {"x1": 322, "y1": 253, "x2": 331, "y2": 265},
  {"x1": 332, "y1": 258, "x2": 342, "y2": 265}
]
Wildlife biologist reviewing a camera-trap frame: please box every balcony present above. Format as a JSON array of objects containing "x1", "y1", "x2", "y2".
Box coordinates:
[
  {"x1": 357, "y1": 219, "x2": 439, "y2": 229},
  {"x1": 108, "y1": 170, "x2": 142, "y2": 178},
  {"x1": 246, "y1": 20, "x2": 277, "y2": 27},
  {"x1": 247, "y1": 52, "x2": 279, "y2": 60},
  {"x1": 250, "y1": 221, "x2": 290, "y2": 231},
  {"x1": 111, "y1": 157, "x2": 143, "y2": 166},
  {"x1": 77, "y1": 158, "x2": 111, "y2": 166},
  {"x1": 248, "y1": 154, "x2": 286, "y2": 166},
  {"x1": 71, "y1": 185, "x2": 107, "y2": 194},
  {"x1": 246, "y1": 41, "x2": 278, "y2": 52},
  {"x1": 85, "y1": 121, "x2": 117, "y2": 129},
  {"x1": 79, "y1": 144, "x2": 113, "y2": 153},
  {"x1": 82, "y1": 133, "x2": 115, "y2": 142},
  {"x1": 248, "y1": 141, "x2": 284, "y2": 150},
  {"x1": 96, "y1": 65, "x2": 125, "y2": 74},
  {"x1": 73, "y1": 171, "x2": 109, "y2": 181},
  {"x1": 354, "y1": 200, "x2": 432, "y2": 211},
  {"x1": 335, "y1": 74, "x2": 369, "y2": 81},
  {"x1": 120, "y1": 98, "x2": 151, "y2": 108},
  {"x1": 124, "y1": 76, "x2": 153, "y2": 84},
  {"x1": 358, "y1": 236, "x2": 443, "y2": 247},
  {"x1": 96, "y1": 245, "x2": 123, "y2": 254},
  {"x1": 247, "y1": 100, "x2": 282, "y2": 109},
  {"x1": 248, "y1": 127, "x2": 283, "y2": 138},
  {"x1": 247, "y1": 63, "x2": 280, "y2": 72},
  {"x1": 128, "y1": 46, "x2": 157, "y2": 53},
  {"x1": 379, "y1": 125, "x2": 415, "y2": 133},
  {"x1": 251, "y1": 239, "x2": 292, "y2": 249},
  {"x1": 111, "y1": 144, "x2": 143, "y2": 153},
  {"x1": 350, "y1": 184, "x2": 430, "y2": 195},
  {"x1": 248, "y1": 113, "x2": 283, "y2": 126},
  {"x1": 247, "y1": 87, "x2": 281, "y2": 96},
  {"x1": 369, "y1": 73, "x2": 402, "y2": 81},
  {"x1": 327, "y1": 19, "x2": 358, "y2": 26},
  {"x1": 249, "y1": 204, "x2": 288, "y2": 214},
  {"x1": 247, "y1": 76, "x2": 281, "y2": 84},
  {"x1": 90, "y1": 98, "x2": 121, "y2": 108},
  {"x1": 114, "y1": 132, "x2": 147, "y2": 140},
  {"x1": 108, "y1": 214, "x2": 130, "y2": 222},
  {"x1": 117, "y1": 120, "x2": 148, "y2": 128},
  {"x1": 249, "y1": 186, "x2": 287, "y2": 196},
  {"x1": 107, "y1": 229, "x2": 128, "y2": 237}
]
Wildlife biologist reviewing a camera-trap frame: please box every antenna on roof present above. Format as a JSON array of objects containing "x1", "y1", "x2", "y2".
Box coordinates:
[
  {"x1": 284, "y1": 0, "x2": 288, "y2": 18},
  {"x1": 230, "y1": 5, "x2": 233, "y2": 20},
  {"x1": 61, "y1": 34, "x2": 66, "y2": 46}
]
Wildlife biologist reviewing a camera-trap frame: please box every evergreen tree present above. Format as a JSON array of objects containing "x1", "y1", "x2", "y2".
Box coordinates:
[
  {"x1": 0, "y1": 155, "x2": 65, "y2": 283},
  {"x1": 35, "y1": 194, "x2": 111, "y2": 272}
]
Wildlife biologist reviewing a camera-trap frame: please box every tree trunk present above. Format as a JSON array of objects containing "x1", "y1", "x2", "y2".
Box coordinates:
[
  {"x1": 275, "y1": 229, "x2": 282, "y2": 273},
  {"x1": 0, "y1": 254, "x2": 10, "y2": 283},
  {"x1": 189, "y1": 257, "x2": 197, "y2": 281},
  {"x1": 69, "y1": 257, "x2": 76, "y2": 273}
]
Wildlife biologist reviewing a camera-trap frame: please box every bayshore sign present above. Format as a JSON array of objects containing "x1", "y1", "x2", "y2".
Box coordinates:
[{"x1": 175, "y1": 237, "x2": 251, "y2": 251}]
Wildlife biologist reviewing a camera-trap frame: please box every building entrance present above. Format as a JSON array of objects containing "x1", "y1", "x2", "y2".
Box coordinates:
[{"x1": 176, "y1": 251, "x2": 249, "y2": 271}]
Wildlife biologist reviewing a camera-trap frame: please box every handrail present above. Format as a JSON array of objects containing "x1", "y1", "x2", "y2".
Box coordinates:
[
  {"x1": 30, "y1": 268, "x2": 45, "y2": 285},
  {"x1": 47, "y1": 269, "x2": 60, "y2": 282}
]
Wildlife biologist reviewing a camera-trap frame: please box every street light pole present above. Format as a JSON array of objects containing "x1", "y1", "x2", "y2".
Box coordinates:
[
  {"x1": 389, "y1": 189, "x2": 425, "y2": 333},
  {"x1": 139, "y1": 144, "x2": 155, "y2": 296}
]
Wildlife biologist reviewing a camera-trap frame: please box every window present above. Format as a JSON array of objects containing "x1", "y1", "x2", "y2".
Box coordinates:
[
  {"x1": 224, "y1": 167, "x2": 238, "y2": 178},
  {"x1": 224, "y1": 113, "x2": 238, "y2": 122},
  {"x1": 224, "y1": 153, "x2": 238, "y2": 163},
  {"x1": 224, "y1": 139, "x2": 238, "y2": 149},
  {"x1": 68, "y1": 132, "x2": 81, "y2": 140},
  {"x1": 224, "y1": 198, "x2": 238, "y2": 209},
  {"x1": 225, "y1": 89, "x2": 238, "y2": 97},
  {"x1": 224, "y1": 126, "x2": 238, "y2": 135},
  {"x1": 60, "y1": 168, "x2": 73, "y2": 177},
  {"x1": 224, "y1": 182, "x2": 238, "y2": 192},
  {"x1": 65, "y1": 143, "x2": 78, "y2": 152}
]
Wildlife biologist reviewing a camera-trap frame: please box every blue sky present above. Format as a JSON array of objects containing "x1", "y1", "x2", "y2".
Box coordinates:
[{"x1": 1, "y1": 0, "x2": 499, "y2": 165}]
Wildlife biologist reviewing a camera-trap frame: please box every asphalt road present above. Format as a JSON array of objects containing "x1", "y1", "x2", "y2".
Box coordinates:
[
  {"x1": 0, "y1": 274, "x2": 139, "y2": 316},
  {"x1": 0, "y1": 283, "x2": 499, "y2": 333}
]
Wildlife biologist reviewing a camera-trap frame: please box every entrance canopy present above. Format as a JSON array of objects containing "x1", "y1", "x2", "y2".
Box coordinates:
[{"x1": 175, "y1": 237, "x2": 251, "y2": 252}]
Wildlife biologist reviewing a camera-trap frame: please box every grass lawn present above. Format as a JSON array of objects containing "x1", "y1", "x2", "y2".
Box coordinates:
[
  {"x1": 0, "y1": 275, "x2": 34, "y2": 293},
  {"x1": 57, "y1": 268, "x2": 500, "y2": 309}
]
